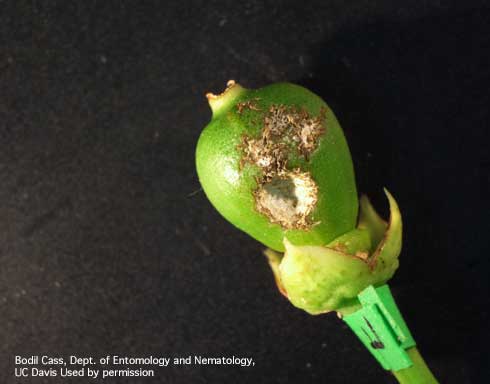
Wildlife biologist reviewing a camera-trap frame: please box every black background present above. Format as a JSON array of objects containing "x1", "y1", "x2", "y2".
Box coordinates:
[{"x1": 1, "y1": 1, "x2": 489, "y2": 383}]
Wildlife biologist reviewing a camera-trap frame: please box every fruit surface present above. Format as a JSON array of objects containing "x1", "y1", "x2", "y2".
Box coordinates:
[{"x1": 196, "y1": 82, "x2": 358, "y2": 251}]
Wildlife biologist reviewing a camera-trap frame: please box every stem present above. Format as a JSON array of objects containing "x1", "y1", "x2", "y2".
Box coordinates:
[
  {"x1": 392, "y1": 347, "x2": 438, "y2": 384},
  {"x1": 340, "y1": 285, "x2": 439, "y2": 384}
]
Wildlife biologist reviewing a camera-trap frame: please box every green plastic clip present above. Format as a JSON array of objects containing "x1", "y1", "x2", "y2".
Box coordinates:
[{"x1": 343, "y1": 285, "x2": 416, "y2": 371}]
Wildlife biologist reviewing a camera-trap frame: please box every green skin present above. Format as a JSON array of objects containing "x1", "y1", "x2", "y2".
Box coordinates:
[{"x1": 196, "y1": 82, "x2": 358, "y2": 252}]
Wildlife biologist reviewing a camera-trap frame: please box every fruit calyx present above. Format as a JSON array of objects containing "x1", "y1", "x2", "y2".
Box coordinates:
[{"x1": 206, "y1": 80, "x2": 245, "y2": 116}]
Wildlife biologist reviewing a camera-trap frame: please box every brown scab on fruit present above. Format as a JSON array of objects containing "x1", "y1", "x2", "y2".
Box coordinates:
[
  {"x1": 239, "y1": 135, "x2": 288, "y2": 179},
  {"x1": 239, "y1": 103, "x2": 327, "y2": 229},
  {"x1": 236, "y1": 98, "x2": 261, "y2": 114}
]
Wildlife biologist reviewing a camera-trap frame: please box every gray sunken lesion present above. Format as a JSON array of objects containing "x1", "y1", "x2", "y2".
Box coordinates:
[{"x1": 254, "y1": 170, "x2": 318, "y2": 230}]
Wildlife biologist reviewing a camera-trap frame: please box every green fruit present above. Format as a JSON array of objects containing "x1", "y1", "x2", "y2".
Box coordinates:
[
  {"x1": 196, "y1": 81, "x2": 358, "y2": 252},
  {"x1": 196, "y1": 81, "x2": 404, "y2": 315}
]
